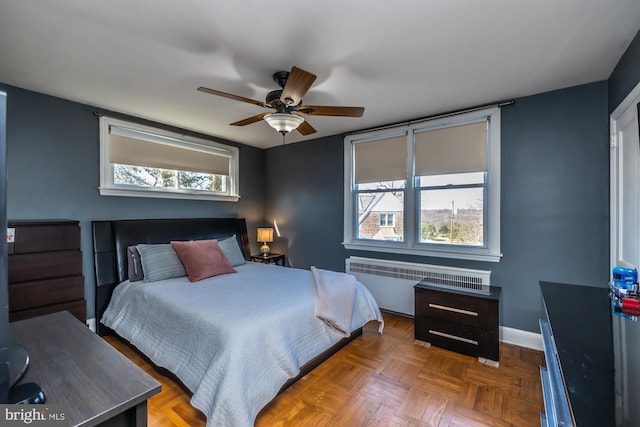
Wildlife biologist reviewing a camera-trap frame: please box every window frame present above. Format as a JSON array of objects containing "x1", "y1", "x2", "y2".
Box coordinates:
[
  {"x1": 99, "y1": 116, "x2": 240, "y2": 202},
  {"x1": 343, "y1": 107, "x2": 501, "y2": 262}
]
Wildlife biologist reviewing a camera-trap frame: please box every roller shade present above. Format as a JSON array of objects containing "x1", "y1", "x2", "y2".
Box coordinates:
[
  {"x1": 354, "y1": 135, "x2": 407, "y2": 184},
  {"x1": 109, "y1": 126, "x2": 231, "y2": 176},
  {"x1": 415, "y1": 121, "x2": 487, "y2": 176}
]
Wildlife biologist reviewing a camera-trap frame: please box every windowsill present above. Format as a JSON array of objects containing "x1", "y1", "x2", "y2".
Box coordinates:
[
  {"x1": 99, "y1": 187, "x2": 240, "y2": 202},
  {"x1": 342, "y1": 241, "x2": 502, "y2": 262}
]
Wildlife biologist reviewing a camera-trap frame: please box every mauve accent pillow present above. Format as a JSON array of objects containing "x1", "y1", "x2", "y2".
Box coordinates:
[{"x1": 170, "y1": 239, "x2": 236, "y2": 282}]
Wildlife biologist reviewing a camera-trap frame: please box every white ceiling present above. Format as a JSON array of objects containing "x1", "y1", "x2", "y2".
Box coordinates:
[{"x1": 1, "y1": 0, "x2": 639, "y2": 149}]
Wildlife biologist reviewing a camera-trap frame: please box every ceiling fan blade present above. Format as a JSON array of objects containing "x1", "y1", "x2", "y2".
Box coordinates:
[
  {"x1": 230, "y1": 113, "x2": 270, "y2": 127},
  {"x1": 197, "y1": 86, "x2": 270, "y2": 108},
  {"x1": 296, "y1": 120, "x2": 317, "y2": 136},
  {"x1": 299, "y1": 105, "x2": 365, "y2": 117},
  {"x1": 280, "y1": 66, "x2": 317, "y2": 106}
]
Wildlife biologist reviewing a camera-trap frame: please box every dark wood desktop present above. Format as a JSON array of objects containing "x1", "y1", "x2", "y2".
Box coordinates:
[{"x1": 10, "y1": 311, "x2": 160, "y2": 426}]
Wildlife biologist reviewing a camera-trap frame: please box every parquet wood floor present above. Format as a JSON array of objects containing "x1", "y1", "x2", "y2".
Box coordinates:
[{"x1": 104, "y1": 312, "x2": 545, "y2": 426}]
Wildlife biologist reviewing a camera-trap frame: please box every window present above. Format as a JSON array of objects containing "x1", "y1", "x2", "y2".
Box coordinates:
[
  {"x1": 344, "y1": 107, "x2": 501, "y2": 262},
  {"x1": 99, "y1": 117, "x2": 240, "y2": 201},
  {"x1": 352, "y1": 133, "x2": 407, "y2": 243},
  {"x1": 379, "y1": 213, "x2": 395, "y2": 227}
]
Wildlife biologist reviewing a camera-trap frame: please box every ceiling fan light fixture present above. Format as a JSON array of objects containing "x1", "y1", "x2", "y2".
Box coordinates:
[{"x1": 264, "y1": 113, "x2": 304, "y2": 134}]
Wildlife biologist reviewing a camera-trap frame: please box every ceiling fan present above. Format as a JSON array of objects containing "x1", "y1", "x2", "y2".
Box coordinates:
[{"x1": 197, "y1": 66, "x2": 364, "y2": 138}]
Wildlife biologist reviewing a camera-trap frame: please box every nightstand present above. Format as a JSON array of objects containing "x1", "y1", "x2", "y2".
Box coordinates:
[
  {"x1": 251, "y1": 253, "x2": 285, "y2": 266},
  {"x1": 414, "y1": 282, "x2": 501, "y2": 366}
]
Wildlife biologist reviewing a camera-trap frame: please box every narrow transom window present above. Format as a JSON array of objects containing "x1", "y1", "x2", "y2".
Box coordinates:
[{"x1": 99, "y1": 117, "x2": 240, "y2": 202}]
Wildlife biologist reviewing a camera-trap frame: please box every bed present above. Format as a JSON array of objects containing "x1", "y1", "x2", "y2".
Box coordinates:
[{"x1": 92, "y1": 218, "x2": 383, "y2": 427}]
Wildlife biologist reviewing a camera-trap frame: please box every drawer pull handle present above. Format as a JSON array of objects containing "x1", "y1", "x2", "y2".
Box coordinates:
[
  {"x1": 428, "y1": 303, "x2": 478, "y2": 317},
  {"x1": 428, "y1": 329, "x2": 478, "y2": 345}
]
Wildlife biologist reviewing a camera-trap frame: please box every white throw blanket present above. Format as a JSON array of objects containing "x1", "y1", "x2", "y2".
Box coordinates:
[{"x1": 311, "y1": 266, "x2": 357, "y2": 337}]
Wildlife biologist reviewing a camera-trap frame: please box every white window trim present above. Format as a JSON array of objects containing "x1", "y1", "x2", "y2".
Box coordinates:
[
  {"x1": 343, "y1": 107, "x2": 502, "y2": 262},
  {"x1": 99, "y1": 116, "x2": 240, "y2": 202}
]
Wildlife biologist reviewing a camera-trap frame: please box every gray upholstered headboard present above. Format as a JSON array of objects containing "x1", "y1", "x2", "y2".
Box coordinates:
[{"x1": 92, "y1": 217, "x2": 250, "y2": 335}]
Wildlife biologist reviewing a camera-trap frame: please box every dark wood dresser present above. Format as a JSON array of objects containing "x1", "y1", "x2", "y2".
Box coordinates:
[
  {"x1": 414, "y1": 282, "x2": 501, "y2": 365},
  {"x1": 539, "y1": 281, "x2": 614, "y2": 426},
  {"x1": 10, "y1": 311, "x2": 161, "y2": 426},
  {"x1": 7, "y1": 220, "x2": 86, "y2": 322}
]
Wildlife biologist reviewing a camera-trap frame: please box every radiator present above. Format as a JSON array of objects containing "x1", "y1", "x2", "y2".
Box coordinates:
[{"x1": 345, "y1": 256, "x2": 492, "y2": 315}]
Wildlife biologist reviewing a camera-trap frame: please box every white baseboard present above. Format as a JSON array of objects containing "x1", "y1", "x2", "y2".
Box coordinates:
[
  {"x1": 86, "y1": 317, "x2": 96, "y2": 333},
  {"x1": 500, "y1": 326, "x2": 543, "y2": 351}
]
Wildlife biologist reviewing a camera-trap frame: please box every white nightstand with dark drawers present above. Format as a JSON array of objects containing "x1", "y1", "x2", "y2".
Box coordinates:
[{"x1": 414, "y1": 281, "x2": 501, "y2": 366}]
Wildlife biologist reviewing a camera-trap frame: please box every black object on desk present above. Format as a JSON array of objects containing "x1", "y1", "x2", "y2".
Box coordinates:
[
  {"x1": 7, "y1": 341, "x2": 45, "y2": 404},
  {"x1": 9, "y1": 382, "x2": 45, "y2": 404},
  {"x1": 8, "y1": 342, "x2": 29, "y2": 387}
]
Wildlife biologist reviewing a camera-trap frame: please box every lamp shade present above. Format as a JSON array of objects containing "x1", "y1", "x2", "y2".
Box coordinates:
[
  {"x1": 264, "y1": 113, "x2": 304, "y2": 134},
  {"x1": 257, "y1": 227, "x2": 274, "y2": 243}
]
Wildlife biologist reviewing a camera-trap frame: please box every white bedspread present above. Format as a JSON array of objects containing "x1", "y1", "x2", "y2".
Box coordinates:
[{"x1": 101, "y1": 262, "x2": 383, "y2": 427}]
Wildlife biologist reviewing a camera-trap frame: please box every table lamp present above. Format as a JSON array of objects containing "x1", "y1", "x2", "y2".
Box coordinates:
[{"x1": 257, "y1": 227, "x2": 273, "y2": 255}]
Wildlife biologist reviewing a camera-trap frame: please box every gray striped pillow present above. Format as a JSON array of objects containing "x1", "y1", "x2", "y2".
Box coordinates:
[
  {"x1": 136, "y1": 243, "x2": 186, "y2": 282},
  {"x1": 218, "y1": 235, "x2": 246, "y2": 266}
]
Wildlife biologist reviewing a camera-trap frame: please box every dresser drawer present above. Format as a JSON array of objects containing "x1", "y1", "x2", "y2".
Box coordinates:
[
  {"x1": 8, "y1": 222, "x2": 80, "y2": 254},
  {"x1": 9, "y1": 276, "x2": 84, "y2": 311},
  {"x1": 9, "y1": 300, "x2": 86, "y2": 323},
  {"x1": 8, "y1": 250, "x2": 82, "y2": 283},
  {"x1": 415, "y1": 287, "x2": 498, "y2": 329},
  {"x1": 415, "y1": 316, "x2": 499, "y2": 361}
]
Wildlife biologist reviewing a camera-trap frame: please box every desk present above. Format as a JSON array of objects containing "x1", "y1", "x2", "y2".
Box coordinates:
[
  {"x1": 539, "y1": 281, "x2": 614, "y2": 426},
  {"x1": 10, "y1": 311, "x2": 161, "y2": 427}
]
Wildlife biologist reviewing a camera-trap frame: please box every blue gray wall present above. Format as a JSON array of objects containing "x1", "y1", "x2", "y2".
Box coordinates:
[
  {"x1": 1, "y1": 84, "x2": 265, "y2": 319},
  {"x1": 264, "y1": 135, "x2": 348, "y2": 270},
  {"x1": 265, "y1": 81, "x2": 610, "y2": 333}
]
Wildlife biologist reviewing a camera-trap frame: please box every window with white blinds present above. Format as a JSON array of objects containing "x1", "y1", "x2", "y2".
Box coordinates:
[
  {"x1": 99, "y1": 116, "x2": 239, "y2": 201},
  {"x1": 344, "y1": 107, "x2": 501, "y2": 262},
  {"x1": 414, "y1": 121, "x2": 487, "y2": 176},
  {"x1": 354, "y1": 134, "x2": 407, "y2": 183}
]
